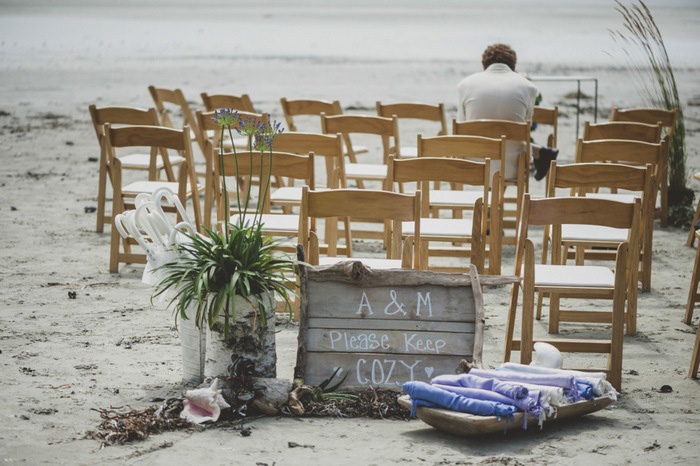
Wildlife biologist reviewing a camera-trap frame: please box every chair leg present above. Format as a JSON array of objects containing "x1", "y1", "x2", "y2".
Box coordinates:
[
  {"x1": 520, "y1": 241, "x2": 535, "y2": 365},
  {"x1": 548, "y1": 293, "x2": 560, "y2": 334},
  {"x1": 575, "y1": 246, "x2": 585, "y2": 265},
  {"x1": 660, "y1": 169, "x2": 668, "y2": 228},
  {"x1": 685, "y1": 244, "x2": 700, "y2": 324},
  {"x1": 96, "y1": 149, "x2": 109, "y2": 233},
  {"x1": 503, "y1": 283, "x2": 520, "y2": 363},
  {"x1": 608, "y1": 244, "x2": 628, "y2": 392},
  {"x1": 689, "y1": 322, "x2": 700, "y2": 378},
  {"x1": 536, "y1": 292, "x2": 545, "y2": 320},
  {"x1": 687, "y1": 199, "x2": 700, "y2": 247}
]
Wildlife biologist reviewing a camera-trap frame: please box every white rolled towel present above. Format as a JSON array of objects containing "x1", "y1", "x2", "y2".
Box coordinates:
[{"x1": 500, "y1": 363, "x2": 617, "y2": 399}]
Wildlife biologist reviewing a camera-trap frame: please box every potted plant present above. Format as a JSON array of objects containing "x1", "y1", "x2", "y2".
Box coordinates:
[{"x1": 154, "y1": 109, "x2": 296, "y2": 379}]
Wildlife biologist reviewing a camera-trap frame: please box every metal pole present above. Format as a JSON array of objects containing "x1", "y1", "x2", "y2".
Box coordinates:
[
  {"x1": 594, "y1": 78, "x2": 599, "y2": 122},
  {"x1": 576, "y1": 80, "x2": 581, "y2": 140}
]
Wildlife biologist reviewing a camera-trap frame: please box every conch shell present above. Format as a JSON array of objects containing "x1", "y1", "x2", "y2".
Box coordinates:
[
  {"x1": 530, "y1": 342, "x2": 563, "y2": 369},
  {"x1": 180, "y1": 378, "x2": 231, "y2": 424}
]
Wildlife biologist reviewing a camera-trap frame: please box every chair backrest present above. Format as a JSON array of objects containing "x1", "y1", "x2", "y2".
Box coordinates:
[
  {"x1": 453, "y1": 119, "x2": 530, "y2": 143},
  {"x1": 417, "y1": 134, "x2": 506, "y2": 193},
  {"x1": 280, "y1": 98, "x2": 342, "y2": 132},
  {"x1": 300, "y1": 187, "x2": 421, "y2": 268},
  {"x1": 583, "y1": 121, "x2": 662, "y2": 143},
  {"x1": 532, "y1": 106, "x2": 558, "y2": 148},
  {"x1": 321, "y1": 114, "x2": 399, "y2": 162},
  {"x1": 273, "y1": 132, "x2": 346, "y2": 188},
  {"x1": 201, "y1": 92, "x2": 256, "y2": 113},
  {"x1": 215, "y1": 150, "x2": 315, "y2": 217},
  {"x1": 610, "y1": 107, "x2": 678, "y2": 138},
  {"x1": 388, "y1": 155, "x2": 493, "y2": 245},
  {"x1": 89, "y1": 105, "x2": 160, "y2": 138},
  {"x1": 148, "y1": 86, "x2": 204, "y2": 153},
  {"x1": 89, "y1": 105, "x2": 163, "y2": 165},
  {"x1": 575, "y1": 138, "x2": 664, "y2": 172},
  {"x1": 376, "y1": 101, "x2": 447, "y2": 136},
  {"x1": 548, "y1": 161, "x2": 652, "y2": 196},
  {"x1": 103, "y1": 124, "x2": 197, "y2": 194},
  {"x1": 516, "y1": 194, "x2": 640, "y2": 276}
]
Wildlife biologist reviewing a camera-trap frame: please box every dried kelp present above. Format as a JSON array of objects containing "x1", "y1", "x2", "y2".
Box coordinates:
[
  {"x1": 85, "y1": 399, "x2": 198, "y2": 448},
  {"x1": 294, "y1": 386, "x2": 411, "y2": 420}
]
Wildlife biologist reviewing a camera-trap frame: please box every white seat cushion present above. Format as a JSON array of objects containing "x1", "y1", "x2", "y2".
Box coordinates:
[
  {"x1": 534, "y1": 264, "x2": 615, "y2": 287},
  {"x1": 270, "y1": 187, "x2": 328, "y2": 203},
  {"x1": 399, "y1": 146, "x2": 417, "y2": 158},
  {"x1": 430, "y1": 190, "x2": 487, "y2": 207},
  {"x1": 119, "y1": 153, "x2": 185, "y2": 169},
  {"x1": 561, "y1": 224, "x2": 628, "y2": 242},
  {"x1": 345, "y1": 163, "x2": 387, "y2": 179},
  {"x1": 694, "y1": 172, "x2": 700, "y2": 182},
  {"x1": 586, "y1": 193, "x2": 638, "y2": 204},
  {"x1": 122, "y1": 180, "x2": 193, "y2": 195},
  {"x1": 270, "y1": 187, "x2": 303, "y2": 202},
  {"x1": 231, "y1": 214, "x2": 299, "y2": 233},
  {"x1": 402, "y1": 218, "x2": 473, "y2": 237},
  {"x1": 319, "y1": 256, "x2": 402, "y2": 269}
]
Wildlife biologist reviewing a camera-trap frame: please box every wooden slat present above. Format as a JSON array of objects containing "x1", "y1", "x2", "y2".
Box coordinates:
[
  {"x1": 306, "y1": 328, "x2": 474, "y2": 356},
  {"x1": 307, "y1": 318, "x2": 475, "y2": 333},
  {"x1": 304, "y1": 352, "x2": 467, "y2": 389},
  {"x1": 559, "y1": 310, "x2": 613, "y2": 323}
]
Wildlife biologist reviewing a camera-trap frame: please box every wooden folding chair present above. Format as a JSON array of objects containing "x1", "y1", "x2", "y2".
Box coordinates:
[
  {"x1": 89, "y1": 105, "x2": 186, "y2": 232},
  {"x1": 376, "y1": 102, "x2": 447, "y2": 158},
  {"x1": 280, "y1": 98, "x2": 369, "y2": 159},
  {"x1": 299, "y1": 187, "x2": 421, "y2": 270},
  {"x1": 453, "y1": 119, "x2": 530, "y2": 244},
  {"x1": 610, "y1": 107, "x2": 678, "y2": 227},
  {"x1": 388, "y1": 155, "x2": 497, "y2": 274},
  {"x1": 416, "y1": 134, "x2": 506, "y2": 270},
  {"x1": 214, "y1": 148, "x2": 314, "y2": 251},
  {"x1": 690, "y1": 319, "x2": 700, "y2": 378},
  {"x1": 533, "y1": 106, "x2": 558, "y2": 148},
  {"x1": 504, "y1": 195, "x2": 641, "y2": 390},
  {"x1": 687, "y1": 173, "x2": 700, "y2": 247},
  {"x1": 321, "y1": 114, "x2": 398, "y2": 190},
  {"x1": 148, "y1": 86, "x2": 205, "y2": 155},
  {"x1": 538, "y1": 162, "x2": 653, "y2": 333},
  {"x1": 104, "y1": 125, "x2": 203, "y2": 272},
  {"x1": 574, "y1": 139, "x2": 664, "y2": 289},
  {"x1": 686, "y1": 231, "x2": 700, "y2": 325}
]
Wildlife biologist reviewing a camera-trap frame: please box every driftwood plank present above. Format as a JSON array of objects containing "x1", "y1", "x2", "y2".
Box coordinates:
[
  {"x1": 307, "y1": 281, "x2": 475, "y2": 321},
  {"x1": 307, "y1": 318, "x2": 475, "y2": 333},
  {"x1": 306, "y1": 328, "x2": 474, "y2": 356},
  {"x1": 305, "y1": 352, "x2": 465, "y2": 389}
]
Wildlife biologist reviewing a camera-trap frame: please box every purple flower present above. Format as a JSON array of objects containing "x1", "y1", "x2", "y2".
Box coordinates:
[{"x1": 212, "y1": 108, "x2": 239, "y2": 128}]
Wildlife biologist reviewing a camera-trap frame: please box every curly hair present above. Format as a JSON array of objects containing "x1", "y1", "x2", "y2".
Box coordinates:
[{"x1": 482, "y1": 44, "x2": 517, "y2": 71}]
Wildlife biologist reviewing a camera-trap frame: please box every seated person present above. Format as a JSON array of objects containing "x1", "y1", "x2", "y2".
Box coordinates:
[{"x1": 457, "y1": 43, "x2": 558, "y2": 181}]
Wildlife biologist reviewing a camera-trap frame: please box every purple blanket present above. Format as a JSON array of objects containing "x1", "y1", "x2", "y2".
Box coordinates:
[
  {"x1": 403, "y1": 382, "x2": 518, "y2": 418},
  {"x1": 469, "y1": 369, "x2": 581, "y2": 402},
  {"x1": 431, "y1": 373, "x2": 528, "y2": 400}
]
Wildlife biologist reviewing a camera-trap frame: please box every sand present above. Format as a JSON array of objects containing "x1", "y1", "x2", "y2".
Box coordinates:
[{"x1": 1, "y1": 1, "x2": 700, "y2": 464}]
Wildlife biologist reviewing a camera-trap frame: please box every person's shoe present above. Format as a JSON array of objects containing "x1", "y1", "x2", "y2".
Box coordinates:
[{"x1": 534, "y1": 147, "x2": 559, "y2": 181}]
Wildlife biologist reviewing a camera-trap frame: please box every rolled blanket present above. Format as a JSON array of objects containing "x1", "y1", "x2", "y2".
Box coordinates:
[
  {"x1": 403, "y1": 381, "x2": 518, "y2": 418},
  {"x1": 499, "y1": 363, "x2": 617, "y2": 399},
  {"x1": 576, "y1": 381, "x2": 595, "y2": 401},
  {"x1": 431, "y1": 373, "x2": 528, "y2": 400},
  {"x1": 433, "y1": 384, "x2": 539, "y2": 415},
  {"x1": 510, "y1": 382, "x2": 566, "y2": 408},
  {"x1": 470, "y1": 369, "x2": 580, "y2": 402}
]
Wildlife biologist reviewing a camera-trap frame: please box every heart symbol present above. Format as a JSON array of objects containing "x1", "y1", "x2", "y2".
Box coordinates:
[{"x1": 424, "y1": 367, "x2": 434, "y2": 379}]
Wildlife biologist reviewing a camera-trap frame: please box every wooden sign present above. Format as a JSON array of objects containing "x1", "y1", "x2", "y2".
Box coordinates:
[{"x1": 294, "y1": 260, "x2": 485, "y2": 390}]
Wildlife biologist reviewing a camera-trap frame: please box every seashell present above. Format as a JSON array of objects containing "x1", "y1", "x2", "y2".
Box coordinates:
[
  {"x1": 530, "y1": 342, "x2": 563, "y2": 369},
  {"x1": 180, "y1": 378, "x2": 231, "y2": 424}
]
